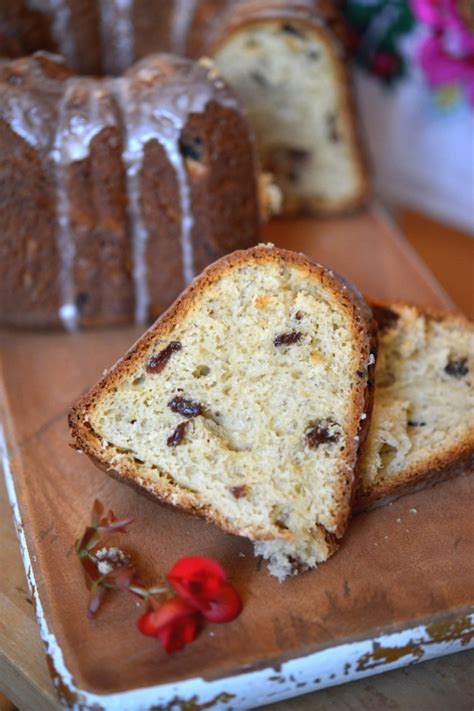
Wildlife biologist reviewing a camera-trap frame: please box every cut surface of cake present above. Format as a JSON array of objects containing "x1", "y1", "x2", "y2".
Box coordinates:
[
  {"x1": 69, "y1": 245, "x2": 377, "y2": 580},
  {"x1": 1, "y1": 0, "x2": 369, "y2": 219},
  {"x1": 356, "y1": 302, "x2": 474, "y2": 509},
  {"x1": 0, "y1": 51, "x2": 261, "y2": 329},
  {"x1": 207, "y1": 1, "x2": 369, "y2": 215}
]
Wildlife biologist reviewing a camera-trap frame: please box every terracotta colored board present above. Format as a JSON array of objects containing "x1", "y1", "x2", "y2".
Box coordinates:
[{"x1": 1, "y1": 209, "x2": 472, "y2": 708}]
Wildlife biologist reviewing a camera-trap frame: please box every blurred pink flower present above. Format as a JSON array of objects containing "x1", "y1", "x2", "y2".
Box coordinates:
[{"x1": 411, "y1": 0, "x2": 474, "y2": 104}]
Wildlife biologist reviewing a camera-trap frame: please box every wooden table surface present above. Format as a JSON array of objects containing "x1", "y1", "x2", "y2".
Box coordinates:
[{"x1": 1, "y1": 209, "x2": 473, "y2": 711}]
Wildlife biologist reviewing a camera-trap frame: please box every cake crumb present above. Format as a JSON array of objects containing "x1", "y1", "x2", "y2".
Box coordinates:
[{"x1": 409, "y1": 508, "x2": 417, "y2": 514}]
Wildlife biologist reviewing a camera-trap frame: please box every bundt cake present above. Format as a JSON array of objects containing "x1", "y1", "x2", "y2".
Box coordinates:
[
  {"x1": 0, "y1": 0, "x2": 369, "y2": 217},
  {"x1": 356, "y1": 302, "x2": 474, "y2": 509},
  {"x1": 0, "y1": 51, "x2": 262, "y2": 329},
  {"x1": 69, "y1": 245, "x2": 377, "y2": 580}
]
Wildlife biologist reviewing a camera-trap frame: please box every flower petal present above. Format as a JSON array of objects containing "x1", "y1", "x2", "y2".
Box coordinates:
[
  {"x1": 201, "y1": 582, "x2": 242, "y2": 624},
  {"x1": 137, "y1": 597, "x2": 201, "y2": 653},
  {"x1": 167, "y1": 556, "x2": 227, "y2": 610},
  {"x1": 137, "y1": 597, "x2": 197, "y2": 637},
  {"x1": 156, "y1": 613, "x2": 200, "y2": 653}
]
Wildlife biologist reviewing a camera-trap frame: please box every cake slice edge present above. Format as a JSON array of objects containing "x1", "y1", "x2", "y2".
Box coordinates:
[
  {"x1": 355, "y1": 300, "x2": 474, "y2": 511},
  {"x1": 69, "y1": 245, "x2": 378, "y2": 578}
]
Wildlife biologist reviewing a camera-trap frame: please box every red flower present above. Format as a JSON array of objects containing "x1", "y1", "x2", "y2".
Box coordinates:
[
  {"x1": 167, "y1": 556, "x2": 242, "y2": 623},
  {"x1": 78, "y1": 502, "x2": 243, "y2": 655},
  {"x1": 137, "y1": 597, "x2": 200, "y2": 654}
]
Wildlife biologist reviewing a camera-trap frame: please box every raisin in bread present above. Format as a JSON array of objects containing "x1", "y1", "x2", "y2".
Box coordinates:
[
  {"x1": 355, "y1": 302, "x2": 474, "y2": 509},
  {"x1": 69, "y1": 245, "x2": 376, "y2": 580}
]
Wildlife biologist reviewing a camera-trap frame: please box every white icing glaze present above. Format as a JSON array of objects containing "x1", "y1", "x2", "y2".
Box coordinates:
[
  {"x1": 111, "y1": 77, "x2": 151, "y2": 324},
  {"x1": 3, "y1": 53, "x2": 239, "y2": 328},
  {"x1": 112, "y1": 60, "x2": 239, "y2": 322},
  {"x1": 153, "y1": 106, "x2": 195, "y2": 287},
  {"x1": 170, "y1": 0, "x2": 196, "y2": 54},
  {"x1": 27, "y1": 0, "x2": 77, "y2": 67},
  {"x1": 61, "y1": 84, "x2": 118, "y2": 163},
  {"x1": 2, "y1": 93, "x2": 49, "y2": 148},
  {"x1": 51, "y1": 79, "x2": 118, "y2": 330},
  {"x1": 98, "y1": 0, "x2": 135, "y2": 74},
  {"x1": 51, "y1": 79, "x2": 79, "y2": 331}
]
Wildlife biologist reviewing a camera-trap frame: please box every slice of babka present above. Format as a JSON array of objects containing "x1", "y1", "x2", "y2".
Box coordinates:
[
  {"x1": 197, "y1": 0, "x2": 369, "y2": 216},
  {"x1": 69, "y1": 245, "x2": 376, "y2": 580},
  {"x1": 355, "y1": 302, "x2": 474, "y2": 509}
]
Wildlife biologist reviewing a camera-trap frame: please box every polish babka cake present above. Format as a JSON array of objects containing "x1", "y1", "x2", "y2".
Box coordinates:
[
  {"x1": 0, "y1": 51, "x2": 262, "y2": 329},
  {"x1": 69, "y1": 245, "x2": 377, "y2": 580},
  {"x1": 0, "y1": 0, "x2": 368, "y2": 219}
]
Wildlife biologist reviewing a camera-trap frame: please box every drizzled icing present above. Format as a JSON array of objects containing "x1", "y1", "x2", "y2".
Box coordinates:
[
  {"x1": 111, "y1": 77, "x2": 151, "y2": 325},
  {"x1": 52, "y1": 80, "x2": 79, "y2": 331},
  {"x1": 111, "y1": 58, "x2": 238, "y2": 324},
  {"x1": 171, "y1": 0, "x2": 197, "y2": 55},
  {"x1": 27, "y1": 0, "x2": 77, "y2": 67},
  {"x1": 2, "y1": 54, "x2": 239, "y2": 330},
  {"x1": 98, "y1": 0, "x2": 135, "y2": 75},
  {"x1": 2, "y1": 92, "x2": 50, "y2": 149},
  {"x1": 52, "y1": 80, "x2": 119, "y2": 329},
  {"x1": 111, "y1": 67, "x2": 198, "y2": 324}
]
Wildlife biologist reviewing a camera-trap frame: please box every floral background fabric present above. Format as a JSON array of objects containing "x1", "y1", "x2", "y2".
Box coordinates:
[
  {"x1": 344, "y1": 0, "x2": 474, "y2": 106},
  {"x1": 344, "y1": 0, "x2": 474, "y2": 231}
]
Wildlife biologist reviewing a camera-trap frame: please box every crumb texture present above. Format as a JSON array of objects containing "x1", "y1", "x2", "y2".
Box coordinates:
[
  {"x1": 214, "y1": 21, "x2": 364, "y2": 213},
  {"x1": 358, "y1": 305, "x2": 474, "y2": 502},
  {"x1": 82, "y1": 253, "x2": 370, "y2": 580}
]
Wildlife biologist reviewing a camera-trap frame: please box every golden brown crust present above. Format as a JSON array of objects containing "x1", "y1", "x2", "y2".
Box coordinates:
[
  {"x1": 367, "y1": 297, "x2": 473, "y2": 328},
  {"x1": 354, "y1": 443, "x2": 474, "y2": 511},
  {"x1": 69, "y1": 245, "x2": 377, "y2": 546},
  {"x1": 353, "y1": 299, "x2": 474, "y2": 511}
]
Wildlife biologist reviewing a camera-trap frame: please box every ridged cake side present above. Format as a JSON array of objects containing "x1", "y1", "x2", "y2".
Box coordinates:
[{"x1": 0, "y1": 52, "x2": 260, "y2": 329}]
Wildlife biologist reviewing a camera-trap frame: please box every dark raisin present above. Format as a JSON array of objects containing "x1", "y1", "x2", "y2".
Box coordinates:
[
  {"x1": 168, "y1": 396, "x2": 202, "y2": 418},
  {"x1": 326, "y1": 112, "x2": 341, "y2": 142},
  {"x1": 307, "y1": 49, "x2": 320, "y2": 61},
  {"x1": 281, "y1": 23, "x2": 304, "y2": 38},
  {"x1": 372, "y1": 305, "x2": 400, "y2": 332},
  {"x1": 146, "y1": 341, "x2": 182, "y2": 374},
  {"x1": 408, "y1": 420, "x2": 426, "y2": 427},
  {"x1": 167, "y1": 421, "x2": 189, "y2": 447},
  {"x1": 356, "y1": 369, "x2": 366, "y2": 378},
  {"x1": 75, "y1": 291, "x2": 89, "y2": 311},
  {"x1": 274, "y1": 331, "x2": 302, "y2": 347},
  {"x1": 306, "y1": 419, "x2": 340, "y2": 448},
  {"x1": 445, "y1": 357, "x2": 469, "y2": 378},
  {"x1": 179, "y1": 136, "x2": 203, "y2": 161},
  {"x1": 287, "y1": 148, "x2": 310, "y2": 163},
  {"x1": 250, "y1": 71, "x2": 267, "y2": 86},
  {"x1": 295, "y1": 311, "x2": 303, "y2": 320},
  {"x1": 231, "y1": 485, "x2": 248, "y2": 499}
]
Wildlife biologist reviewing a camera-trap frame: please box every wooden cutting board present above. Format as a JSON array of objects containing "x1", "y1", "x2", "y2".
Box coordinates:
[{"x1": 1, "y1": 208, "x2": 473, "y2": 710}]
